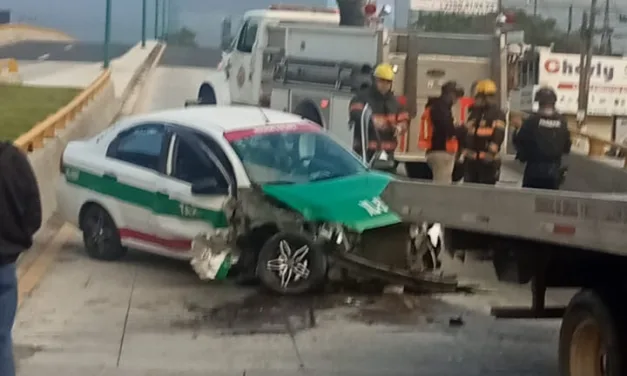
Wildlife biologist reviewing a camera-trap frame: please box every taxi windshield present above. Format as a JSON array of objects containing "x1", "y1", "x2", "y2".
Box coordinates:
[{"x1": 226, "y1": 123, "x2": 367, "y2": 185}]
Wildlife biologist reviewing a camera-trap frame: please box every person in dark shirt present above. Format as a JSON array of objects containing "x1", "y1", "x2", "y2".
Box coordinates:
[
  {"x1": 0, "y1": 141, "x2": 42, "y2": 376},
  {"x1": 514, "y1": 87, "x2": 571, "y2": 189},
  {"x1": 425, "y1": 81, "x2": 465, "y2": 183}
]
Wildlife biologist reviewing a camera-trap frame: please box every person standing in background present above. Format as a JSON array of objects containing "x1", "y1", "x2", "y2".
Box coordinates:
[
  {"x1": 420, "y1": 81, "x2": 465, "y2": 183},
  {"x1": 0, "y1": 141, "x2": 42, "y2": 376},
  {"x1": 514, "y1": 87, "x2": 571, "y2": 189},
  {"x1": 463, "y1": 79, "x2": 506, "y2": 185}
]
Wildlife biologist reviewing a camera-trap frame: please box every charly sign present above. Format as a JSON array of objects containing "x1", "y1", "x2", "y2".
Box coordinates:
[
  {"x1": 410, "y1": 0, "x2": 497, "y2": 15},
  {"x1": 538, "y1": 51, "x2": 627, "y2": 116}
]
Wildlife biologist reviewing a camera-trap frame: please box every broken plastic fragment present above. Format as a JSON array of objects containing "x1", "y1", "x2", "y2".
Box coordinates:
[{"x1": 190, "y1": 230, "x2": 239, "y2": 281}]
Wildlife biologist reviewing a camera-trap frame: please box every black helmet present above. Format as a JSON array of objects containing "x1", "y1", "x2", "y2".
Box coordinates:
[
  {"x1": 441, "y1": 81, "x2": 464, "y2": 98},
  {"x1": 534, "y1": 87, "x2": 557, "y2": 105}
]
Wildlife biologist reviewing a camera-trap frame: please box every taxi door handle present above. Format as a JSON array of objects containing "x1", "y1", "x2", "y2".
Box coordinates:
[{"x1": 156, "y1": 190, "x2": 170, "y2": 196}]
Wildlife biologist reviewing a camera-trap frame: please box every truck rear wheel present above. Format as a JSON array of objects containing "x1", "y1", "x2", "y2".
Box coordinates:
[{"x1": 559, "y1": 289, "x2": 626, "y2": 376}]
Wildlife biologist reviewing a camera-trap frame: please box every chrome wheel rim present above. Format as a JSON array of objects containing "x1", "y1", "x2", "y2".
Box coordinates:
[{"x1": 266, "y1": 240, "x2": 311, "y2": 289}]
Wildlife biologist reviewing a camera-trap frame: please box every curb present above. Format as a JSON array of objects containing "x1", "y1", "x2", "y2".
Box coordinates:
[{"x1": 117, "y1": 42, "x2": 165, "y2": 109}]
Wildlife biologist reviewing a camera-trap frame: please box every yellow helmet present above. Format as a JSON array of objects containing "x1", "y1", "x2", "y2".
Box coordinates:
[
  {"x1": 373, "y1": 63, "x2": 395, "y2": 81},
  {"x1": 474, "y1": 79, "x2": 497, "y2": 96}
]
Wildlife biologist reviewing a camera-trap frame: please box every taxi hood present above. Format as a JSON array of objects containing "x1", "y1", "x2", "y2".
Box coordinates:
[{"x1": 260, "y1": 172, "x2": 400, "y2": 232}]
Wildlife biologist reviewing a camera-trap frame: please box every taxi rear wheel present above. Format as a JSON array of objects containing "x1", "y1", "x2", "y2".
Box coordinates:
[{"x1": 80, "y1": 204, "x2": 127, "y2": 261}]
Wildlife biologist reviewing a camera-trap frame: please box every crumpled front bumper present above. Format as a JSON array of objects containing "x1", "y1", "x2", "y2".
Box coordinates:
[{"x1": 190, "y1": 229, "x2": 239, "y2": 280}]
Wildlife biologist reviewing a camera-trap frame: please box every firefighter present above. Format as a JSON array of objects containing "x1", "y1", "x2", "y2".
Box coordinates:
[
  {"x1": 418, "y1": 81, "x2": 465, "y2": 183},
  {"x1": 513, "y1": 87, "x2": 571, "y2": 190},
  {"x1": 349, "y1": 63, "x2": 409, "y2": 164},
  {"x1": 463, "y1": 79, "x2": 506, "y2": 185}
]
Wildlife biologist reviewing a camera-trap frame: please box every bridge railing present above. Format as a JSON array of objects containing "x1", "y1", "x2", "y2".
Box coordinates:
[{"x1": 13, "y1": 69, "x2": 112, "y2": 152}]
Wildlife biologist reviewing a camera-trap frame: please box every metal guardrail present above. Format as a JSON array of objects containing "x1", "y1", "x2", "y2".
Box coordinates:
[
  {"x1": 509, "y1": 112, "x2": 627, "y2": 168},
  {"x1": 13, "y1": 69, "x2": 112, "y2": 152}
]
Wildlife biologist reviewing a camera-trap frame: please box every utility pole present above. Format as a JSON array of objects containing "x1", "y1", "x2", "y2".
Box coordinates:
[
  {"x1": 567, "y1": 5, "x2": 573, "y2": 36},
  {"x1": 532, "y1": 0, "x2": 538, "y2": 17},
  {"x1": 599, "y1": 0, "x2": 612, "y2": 54},
  {"x1": 577, "y1": 0, "x2": 597, "y2": 127}
]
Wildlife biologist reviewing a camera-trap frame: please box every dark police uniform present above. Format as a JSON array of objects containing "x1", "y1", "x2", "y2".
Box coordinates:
[{"x1": 513, "y1": 110, "x2": 571, "y2": 189}]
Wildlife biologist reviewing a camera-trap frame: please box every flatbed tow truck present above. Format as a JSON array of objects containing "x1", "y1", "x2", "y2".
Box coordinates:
[{"x1": 192, "y1": 4, "x2": 627, "y2": 375}]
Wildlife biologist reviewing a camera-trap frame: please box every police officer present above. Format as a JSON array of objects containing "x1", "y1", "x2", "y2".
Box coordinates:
[
  {"x1": 463, "y1": 79, "x2": 506, "y2": 185},
  {"x1": 349, "y1": 63, "x2": 409, "y2": 164},
  {"x1": 513, "y1": 87, "x2": 571, "y2": 190}
]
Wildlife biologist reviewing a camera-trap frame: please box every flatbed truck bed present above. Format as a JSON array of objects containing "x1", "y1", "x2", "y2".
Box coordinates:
[{"x1": 380, "y1": 178, "x2": 627, "y2": 375}]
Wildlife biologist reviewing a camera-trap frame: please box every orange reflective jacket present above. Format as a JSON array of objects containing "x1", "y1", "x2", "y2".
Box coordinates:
[{"x1": 417, "y1": 107, "x2": 459, "y2": 153}]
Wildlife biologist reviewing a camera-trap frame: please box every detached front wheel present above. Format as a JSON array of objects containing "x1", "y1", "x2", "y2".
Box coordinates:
[
  {"x1": 257, "y1": 232, "x2": 327, "y2": 295},
  {"x1": 559, "y1": 289, "x2": 626, "y2": 376}
]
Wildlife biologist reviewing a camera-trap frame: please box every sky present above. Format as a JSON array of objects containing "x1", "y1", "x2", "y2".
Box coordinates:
[{"x1": 3, "y1": 0, "x2": 626, "y2": 52}]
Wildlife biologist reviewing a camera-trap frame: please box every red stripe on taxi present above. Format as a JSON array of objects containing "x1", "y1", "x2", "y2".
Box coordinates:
[
  {"x1": 223, "y1": 122, "x2": 322, "y2": 142},
  {"x1": 119, "y1": 229, "x2": 191, "y2": 251}
]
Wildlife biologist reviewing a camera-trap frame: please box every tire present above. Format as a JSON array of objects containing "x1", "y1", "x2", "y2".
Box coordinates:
[
  {"x1": 559, "y1": 289, "x2": 627, "y2": 376},
  {"x1": 256, "y1": 232, "x2": 327, "y2": 295},
  {"x1": 80, "y1": 204, "x2": 127, "y2": 261}
]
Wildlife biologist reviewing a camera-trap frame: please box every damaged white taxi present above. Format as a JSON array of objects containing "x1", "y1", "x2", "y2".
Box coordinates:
[{"x1": 57, "y1": 106, "x2": 441, "y2": 295}]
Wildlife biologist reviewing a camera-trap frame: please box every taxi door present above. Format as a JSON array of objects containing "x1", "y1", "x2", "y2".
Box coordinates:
[{"x1": 152, "y1": 129, "x2": 231, "y2": 257}]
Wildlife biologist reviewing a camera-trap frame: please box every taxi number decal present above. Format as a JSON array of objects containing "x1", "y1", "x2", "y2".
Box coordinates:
[{"x1": 179, "y1": 203, "x2": 198, "y2": 218}]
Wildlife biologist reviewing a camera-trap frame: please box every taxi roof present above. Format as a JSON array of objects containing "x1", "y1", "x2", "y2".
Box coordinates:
[{"x1": 127, "y1": 106, "x2": 307, "y2": 134}]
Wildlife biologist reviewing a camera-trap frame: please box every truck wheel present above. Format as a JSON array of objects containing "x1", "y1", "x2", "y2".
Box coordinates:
[
  {"x1": 257, "y1": 232, "x2": 327, "y2": 295},
  {"x1": 80, "y1": 204, "x2": 127, "y2": 261},
  {"x1": 559, "y1": 289, "x2": 626, "y2": 376}
]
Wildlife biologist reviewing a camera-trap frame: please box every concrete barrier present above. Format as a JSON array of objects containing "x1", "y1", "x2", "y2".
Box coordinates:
[
  {"x1": 29, "y1": 82, "x2": 120, "y2": 223},
  {"x1": 24, "y1": 42, "x2": 163, "y2": 228},
  {"x1": 502, "y1": 155, "x2": 627, "y2": 193}
]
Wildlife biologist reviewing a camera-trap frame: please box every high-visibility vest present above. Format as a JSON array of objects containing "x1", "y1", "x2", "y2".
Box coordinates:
[{"x1": 417, "y1": 107, "x2": 459, "y2": 153}]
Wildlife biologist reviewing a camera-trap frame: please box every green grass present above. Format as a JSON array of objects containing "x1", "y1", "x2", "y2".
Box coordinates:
[{"x1": 0, "y1": 84, "x2": 82, "y2": 141}]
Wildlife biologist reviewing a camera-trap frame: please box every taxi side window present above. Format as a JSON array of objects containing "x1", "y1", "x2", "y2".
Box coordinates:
[
  {"x1": 236, "y1": 19, "x2": 258, "y2": 53},
  {"x1": 107, "y1": 124, "x2": 166, "y2": 172},
  {"x1": 172, "y1": 137, "x2": 226, "y2": 187}
]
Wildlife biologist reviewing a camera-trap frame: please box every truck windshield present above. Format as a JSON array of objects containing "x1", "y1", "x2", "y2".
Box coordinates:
[{"x1": 226, "y1": 125, "x2": 367, "y2": 185}]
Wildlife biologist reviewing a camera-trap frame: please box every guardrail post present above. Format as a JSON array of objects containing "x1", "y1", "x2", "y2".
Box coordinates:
[
  {"x1": 141, "y1": 0, "x2": 147, "y2": 48},
  {"x1": 154, "y1": 0, "x2": 160, "y2": 39},
  {"x1": 103, "y1": 0, "x2": 112, "y2": 68}
]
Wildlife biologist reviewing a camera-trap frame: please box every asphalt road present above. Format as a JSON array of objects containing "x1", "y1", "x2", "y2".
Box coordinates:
[
  {"x1": 0, "y1": 41, "x2": 131, "y2": 62},
  {"x1": 14, "y1": 228, "x2": 562, "y2": 376},
  {"x1": 158, "y1": 45, "x2": 222, "y2": 68}
]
